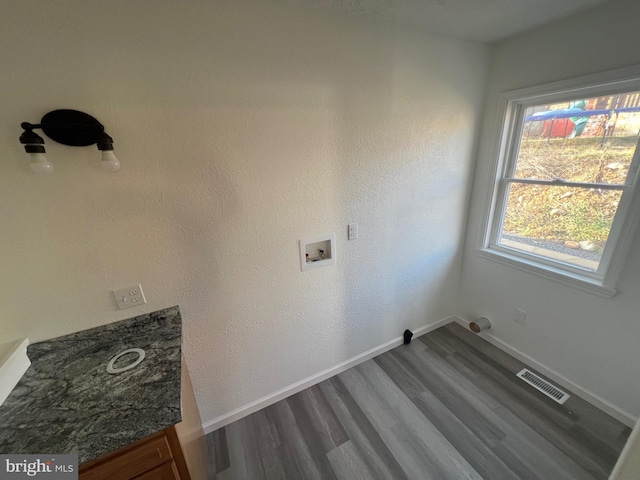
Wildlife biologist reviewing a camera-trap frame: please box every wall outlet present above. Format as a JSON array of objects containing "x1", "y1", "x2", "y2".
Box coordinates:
[
  {"x1": 348, "y1": 223, "x2": 358, "y2": 240},
  {"x1": 513, "y1": 308, "x2": 527, "y2": 325},
  {"x1": 113, "y1": 284, "x2": 147, "y2": 310}
]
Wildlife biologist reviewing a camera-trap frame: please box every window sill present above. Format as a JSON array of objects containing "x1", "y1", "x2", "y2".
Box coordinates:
[{"x1": 475, "y1": 248, "x2": 617, "y2": 298}]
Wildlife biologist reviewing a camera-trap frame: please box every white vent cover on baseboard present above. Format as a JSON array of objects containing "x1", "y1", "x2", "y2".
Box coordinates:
[{"x1": 516, "y1": 368, "x2": 570, "y2": 404}]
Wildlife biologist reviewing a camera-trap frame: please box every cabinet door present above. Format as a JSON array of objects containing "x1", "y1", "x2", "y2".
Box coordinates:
[
  {"x1": 79, "y1": 434, "x2": 173, "y2": 480},
  {"x1": 134, "y1": 461, "x2": 181, "y2": 480}
]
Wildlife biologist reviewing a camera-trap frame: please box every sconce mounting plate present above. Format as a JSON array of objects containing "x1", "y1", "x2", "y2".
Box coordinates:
[{"x1": 40, "y1": 109, "x2": 104, "y2": 147}]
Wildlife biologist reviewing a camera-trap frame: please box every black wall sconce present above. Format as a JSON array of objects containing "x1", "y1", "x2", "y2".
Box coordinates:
[{"x1": 19, "y1": 109, "x2": 120, "y2": 174}]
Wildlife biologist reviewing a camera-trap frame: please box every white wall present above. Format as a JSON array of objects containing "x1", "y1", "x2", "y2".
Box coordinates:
[
  {"x1": 0, "y1": 1, "x2": 488, "y2": 425},
  {"x1": 459, "y1": 0, "x2": 640, "y2": 423},
  {"x1": 611, "y1": 417, "x2": 640, "y2": 479}
]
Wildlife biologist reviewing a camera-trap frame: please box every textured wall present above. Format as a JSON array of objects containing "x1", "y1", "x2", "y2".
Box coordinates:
[
  {"x1": 0, "y1": 1, "x2": 488, "y2": 424},
  {"x1": 459, "y1": 0, "x2": 640, "y2": 420}
]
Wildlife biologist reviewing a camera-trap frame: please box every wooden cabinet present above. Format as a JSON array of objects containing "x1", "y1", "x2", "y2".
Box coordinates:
[
  {"x1": 79, "y1": 429, "x2": 182, "y2": 480},
  {"x1": 79, "y1": 358, "x2": 207, "y2": 480},
  {"x1": 134, "y1": 461, "x2": 182, "y2": 480}
]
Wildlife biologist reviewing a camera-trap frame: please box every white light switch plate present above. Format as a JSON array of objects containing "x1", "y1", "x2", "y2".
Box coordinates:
[{"x1": 113, "y1": 284, "x2": 147, "y2": 310}]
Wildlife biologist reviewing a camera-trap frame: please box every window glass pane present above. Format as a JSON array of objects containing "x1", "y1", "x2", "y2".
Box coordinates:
[
  {"x1": 515, "y1": 92, "x2": 640, "y2": 184},
  {"x1": 498, "y1": 184, "x2": 623, "y2": 271}
]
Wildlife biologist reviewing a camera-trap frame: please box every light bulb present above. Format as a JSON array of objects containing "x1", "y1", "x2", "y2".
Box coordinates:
[
  {"x1": 101, "y1": 150, "x2": 121, "y2": 172},
  {"x1": 29, "y1": 153, "x2": 54, "y2": 174}
]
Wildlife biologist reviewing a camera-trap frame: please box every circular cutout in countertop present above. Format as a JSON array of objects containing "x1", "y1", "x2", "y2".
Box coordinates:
[{"x1": 106, "y1": 348, "x2": 146, "y2": 374}]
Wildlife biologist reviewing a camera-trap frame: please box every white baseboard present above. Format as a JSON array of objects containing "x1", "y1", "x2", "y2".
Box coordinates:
[
  {"x1": 453, "y1": 316, "x2": 637, "y2": 428},
  {"x1": 201, "y1": 316, "x2": 455, "y2": 434}
]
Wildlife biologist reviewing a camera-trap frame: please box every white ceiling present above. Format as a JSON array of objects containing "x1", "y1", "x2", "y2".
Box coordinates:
[{"x1": 268, "y1": 0, "x2": 612, "y2": 43}]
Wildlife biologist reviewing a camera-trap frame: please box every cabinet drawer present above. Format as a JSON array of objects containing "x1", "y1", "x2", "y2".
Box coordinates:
[
  {"x1": 80, "y1": 434, "x2": 174, "y2": 480},
  {"x1": 133, "y1": 461, "x2": 181, "y2": 480}
]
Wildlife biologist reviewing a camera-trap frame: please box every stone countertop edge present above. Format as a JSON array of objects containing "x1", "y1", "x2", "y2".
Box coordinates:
[{"x1": 0, "y1": 306, "x2": 183, "y2": 465}]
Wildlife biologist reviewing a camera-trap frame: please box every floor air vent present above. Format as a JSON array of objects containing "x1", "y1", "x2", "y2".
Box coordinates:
[{"x1": 516, "y1": 369, "x2": 570, "y2": 404}]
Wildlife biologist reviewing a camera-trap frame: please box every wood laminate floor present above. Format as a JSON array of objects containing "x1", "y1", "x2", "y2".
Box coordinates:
[{"x1": 206, "y1": 322, "x2": 631, "y2": 479}]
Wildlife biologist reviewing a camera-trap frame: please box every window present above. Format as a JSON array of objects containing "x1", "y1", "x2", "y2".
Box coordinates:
[{"x1": 479, "y1": 69, "x2": 640, "y2": 297}]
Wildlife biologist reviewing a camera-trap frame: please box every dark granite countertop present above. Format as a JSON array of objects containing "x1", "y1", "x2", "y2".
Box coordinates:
[{"x1": 0, "y1": 306, "x2": 183, "y2": 464}]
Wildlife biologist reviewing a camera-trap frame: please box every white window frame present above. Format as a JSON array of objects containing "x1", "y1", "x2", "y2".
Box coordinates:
[{"x1": 477, "y1": 66, "x2": 640, "y2": 298}]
